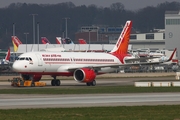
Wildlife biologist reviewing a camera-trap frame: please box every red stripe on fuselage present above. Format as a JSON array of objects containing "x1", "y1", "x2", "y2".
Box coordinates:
[{"x1": 44, "y1": 62, "x2": 118, "y2": 64}]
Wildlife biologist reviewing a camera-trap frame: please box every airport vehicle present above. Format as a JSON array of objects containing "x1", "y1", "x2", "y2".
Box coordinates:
[
  {"x1": 10, "y1": 77, "x2": 46, "y2": 87},
  {"x1": 12, "y1": 21, "x2": 176, "y2": 86}
]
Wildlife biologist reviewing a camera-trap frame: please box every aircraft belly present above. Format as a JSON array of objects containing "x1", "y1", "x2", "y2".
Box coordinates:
[{"x1": 43, "y1": 64, "x2": 61, "y2": 72}]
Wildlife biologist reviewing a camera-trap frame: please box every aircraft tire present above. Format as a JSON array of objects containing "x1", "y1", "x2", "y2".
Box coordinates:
[
  {"x1": 31, "y1": 83, "x2": 35, "y2": 87},
  {"x1": 55, "y1": 80, "x2": 61, "y2": 86},
  {"x1": 91, "y1": 80, "x2": 96, "y2": 86},
  {"x1": 86, "y1": 82, "x2": 91, "y2": 86},
  {"x1": 51, "y1": 80, "x2": 56, "y2": 86}
]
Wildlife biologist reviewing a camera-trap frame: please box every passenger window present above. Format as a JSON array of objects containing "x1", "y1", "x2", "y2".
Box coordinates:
[{"x1": 26, "y1": 58, "x2": 29, "y2": 61}]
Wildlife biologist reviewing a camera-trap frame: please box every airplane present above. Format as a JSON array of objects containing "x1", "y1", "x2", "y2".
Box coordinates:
[
  {"x1": 0, "y1": 48, "x2": 11, "y2": 64},
  {"x1": 41, "y1": 37, "x2": 51, "y2": 44},
  {"x1": 56, "y1": 37, "x2": 74, "y2": 44},
  {"x1": 79, "y1": 39, "x2": 87, "y2": 44},
  {"x1": 56, "y1": 37, "x2": 62, "y2": 44},
  {"x1": 11, "y1": 36, "x2": 22, "y2": 52},
  {"x1": 12, "y1": 20, "x2": 176, "y2": 86}
]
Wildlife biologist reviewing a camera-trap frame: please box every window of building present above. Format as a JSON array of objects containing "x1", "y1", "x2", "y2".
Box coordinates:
[
  {"x1": 146, "y1": 34, "x2": 154, "y2": 39},
  {"x1": 130, "y1": 35, "x2": 137, "y2": 39},
  {"x1": 166, "y1": 19, "x2": 180, "y2": 25}
]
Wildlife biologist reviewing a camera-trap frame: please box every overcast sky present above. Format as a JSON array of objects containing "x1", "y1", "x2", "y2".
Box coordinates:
[{"x1": 0, "y1": 0, "x2": 178, "y2": 10}]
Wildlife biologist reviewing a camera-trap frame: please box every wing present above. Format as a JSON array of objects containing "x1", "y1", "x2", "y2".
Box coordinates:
[
  {"x1": 124, "y1": 56, "x2": 161, "y2": 63},
  {"x1": 66, "y1": 48, "x2": 176, "y2": 71}
]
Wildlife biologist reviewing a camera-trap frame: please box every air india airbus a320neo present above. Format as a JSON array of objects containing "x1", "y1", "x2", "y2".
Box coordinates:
[{"x1": 12, "y1": 21, "x2": 176, "y2": 86}]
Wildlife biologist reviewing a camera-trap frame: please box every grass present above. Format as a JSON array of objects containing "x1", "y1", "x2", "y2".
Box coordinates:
[
  {"x1": 0, "y1": 105, "x2": 180, "y2": 120},
  {"x1": 1, "y1": 86, "x2": 180, "y2": 94},
  {"x1": 1, "y1": 78, "x2": 180, "y2": 119}
]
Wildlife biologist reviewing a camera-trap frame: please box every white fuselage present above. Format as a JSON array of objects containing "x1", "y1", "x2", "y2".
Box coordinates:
[{"x1": 12, "y1": 51, "x2": 125, "y2": 76}]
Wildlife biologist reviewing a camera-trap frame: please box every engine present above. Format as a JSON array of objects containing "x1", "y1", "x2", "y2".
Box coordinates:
[
  {"x1": 73, "y1": 68, "x2": 96, "y2": 83},
  {"x1": 21, "y1": 74, "x2": 42, "y2": 82}
]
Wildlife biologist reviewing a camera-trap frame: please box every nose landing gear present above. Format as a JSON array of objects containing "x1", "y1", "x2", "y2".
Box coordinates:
[{"x1": 51, "y1": 76, "x2": 61, "y2": 86}]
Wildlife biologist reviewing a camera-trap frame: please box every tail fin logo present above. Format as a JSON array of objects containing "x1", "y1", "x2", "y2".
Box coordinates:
[
  {"x1": 110, "y1": 21, "x2": 132, "y2": 55},
  {"x1": 12, "y1": 36, "x2": 22, "y2": 52},
  {"x1": 79, "y1": 39, "x2": 87, "y2": 44},
  {"x1": 5, "y1": 48, "x2": 10, "y2": 61},
  {"x1": 41, "y1": 37, "x2": 51, "y2": 44},
  {"x1": 56, "y1": 37, "x2": 62, "y2": 44}
]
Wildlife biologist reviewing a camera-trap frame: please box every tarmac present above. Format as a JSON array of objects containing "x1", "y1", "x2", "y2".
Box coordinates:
[{"x1": 0, "y1": 72, "x2": 176, "y2": 81}]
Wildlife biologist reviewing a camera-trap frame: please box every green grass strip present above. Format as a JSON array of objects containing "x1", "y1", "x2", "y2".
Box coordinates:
[
  {"x1": 0, "y1": 105, "x2": 180, "y2": 120},
  {"x1": 1, "y1": 86, "x2": 180, "y2": 94}
]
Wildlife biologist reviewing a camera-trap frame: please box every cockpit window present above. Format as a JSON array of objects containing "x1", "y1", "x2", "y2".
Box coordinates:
[
  {"x1": 16, "y1": 57, "x2": 33, "y2": 61},
  {"x1": 19, "y1": 57, "x2": 25, "y2": 60}
]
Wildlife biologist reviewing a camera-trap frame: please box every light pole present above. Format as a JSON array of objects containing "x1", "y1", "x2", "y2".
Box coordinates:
[
  {"x1": 96, "y1": 26, "x2": 99, "y2": 41},
  {"x1": 37, "y1": 22, "x2": 39, "y2": 51},
  {"x1": 30, "y1": 14, "x2": 38, "y2": 44},
  {"x1": 24, "y1": 32, "x2": 29, "y2": 52},
  {"x1": 12, "y1": 23, "x2": 15, "y2": 36},
  {"x1": 88, "y1": 29, "x2": 91, "y2": 50},
  {"x1": 63, "y1": 17, "x2": 70, "y2": 38}
]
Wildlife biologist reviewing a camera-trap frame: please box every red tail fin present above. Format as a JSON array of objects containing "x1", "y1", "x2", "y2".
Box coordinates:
[
  {"x1": 79, "y1": 39, "x2": 87, "y2": 44},
  {"x1": 110, "y1": 21, "x2": 132, "y2": 55},
  {"x1": 167, "y1": 48, "x2": 177, "y2": 62},
  {"x1": 11, "y1": 36, "x2": 22, "y2": 52},
  {"x1": 41, "y1": 37, "x2": 51, "y2": 44},
  {"x1": 56, "y1": 37, "x2": 62, "y2": 44},
  {"x1": 5, "y1": 48, "x2": 10, "y2": 61}
]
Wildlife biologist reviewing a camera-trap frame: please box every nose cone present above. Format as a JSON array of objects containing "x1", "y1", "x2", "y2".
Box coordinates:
[{"x1": 12, "y1": 62, "x2": 21, "y2": 72}]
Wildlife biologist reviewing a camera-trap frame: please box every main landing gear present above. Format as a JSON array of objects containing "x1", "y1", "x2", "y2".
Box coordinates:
[
  {"x1": 51, "y1": 76, "x2": 61, "y2": 86},
  {"x1": 86, "y1": 80, "x2": 96, "y2": 86}
]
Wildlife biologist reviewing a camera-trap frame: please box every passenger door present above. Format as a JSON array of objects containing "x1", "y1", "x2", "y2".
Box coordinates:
[{"x1": 35, "y1": 53, "x2": 43, "y2": 66}]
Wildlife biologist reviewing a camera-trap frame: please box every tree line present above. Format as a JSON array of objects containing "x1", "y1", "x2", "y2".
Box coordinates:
[{"x1": 0, "y1": 1, "x2": 179, "y2": 49}]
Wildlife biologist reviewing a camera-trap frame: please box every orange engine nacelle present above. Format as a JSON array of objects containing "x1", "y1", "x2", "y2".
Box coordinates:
[{"x1": 73, "y1": 68, "x2": 96, "y2": 83}]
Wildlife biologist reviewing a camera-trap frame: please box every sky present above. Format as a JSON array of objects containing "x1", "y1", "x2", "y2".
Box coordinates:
[{"x1": 0, "y1": 0, "x2": 179, "y2": 10}]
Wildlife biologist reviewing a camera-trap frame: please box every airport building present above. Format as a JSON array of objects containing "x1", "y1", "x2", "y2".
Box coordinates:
[
  {"x1": 75, "y1": 25, "x2": 165, "y2": 50},
  {"x1": 165, "y1": 11, "x2": 180, "y2": 59}
]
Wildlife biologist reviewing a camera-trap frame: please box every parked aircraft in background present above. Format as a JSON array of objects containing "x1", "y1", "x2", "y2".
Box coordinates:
[
  {"x1": 0, "y1": 48, "x2": 10, "y2": 64},
  {"x1": 41, "y1": 37, "x2": 51, "y2": 44},
  {"x1": 11, "y1": 36, "x2": 22, "y2": 52},
  {"x1": 79, "y1": 39, "x2": 87, "y2": 44},
  {"x1": 12, "y1": 20, "x2": 176, "y2": 87},
  {"x1": 56, "y1": 37, "x2": 62, "y2": 44},
  {"x1": 56, "y1": 37, "x2": 74, "y2": 44},
  {"x1": 131, "y1": 48, "x2": 177, "y2": 64}
]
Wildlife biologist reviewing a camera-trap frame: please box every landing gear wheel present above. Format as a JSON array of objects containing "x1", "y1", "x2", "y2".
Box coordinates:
[
  {"x1": 31, "y1": 83, "x2": 35, "y2": 87},
  {"x1": 91, "y1": 80, "x2": 96, "y2": 86},
  {"x1": 55, "y1": 80, "x2": 61, "y2": 86},
  {"x1": 86, "y1": 82, "x2": 91, "y2": 86},
  {"x1": 51, "y1": 79, "x2": 56, "y2": 86},
  {"x1": 86, "y1": 80, "x2": 96, "y2": 86}
]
